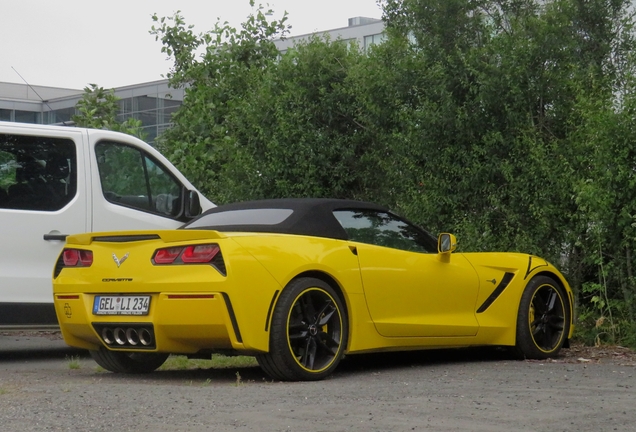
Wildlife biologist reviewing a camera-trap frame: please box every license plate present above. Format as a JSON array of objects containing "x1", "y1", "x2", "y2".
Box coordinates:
[{"x1": 93, "y1": 296, "x2": 150, "y2": 316}]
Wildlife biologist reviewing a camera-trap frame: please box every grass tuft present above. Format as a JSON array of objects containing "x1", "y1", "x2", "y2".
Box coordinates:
[
  {"x1": 66, "y1": 355, "x2": 81, "y2": 370},
  {"x1": 159, "y1": 354, "x2": 257, "y2": 371}
]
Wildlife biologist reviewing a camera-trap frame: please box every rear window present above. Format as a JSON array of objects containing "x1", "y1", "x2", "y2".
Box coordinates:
[
  {"x1": 0, "y1": 133, "x2": 77, "y2": 211},
  {"x1": 186, "y1": 208, "x2": 294, "y2": 229}
]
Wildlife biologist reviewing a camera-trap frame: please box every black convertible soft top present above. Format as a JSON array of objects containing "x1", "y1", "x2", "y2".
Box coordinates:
[{"x1": 183, "y1": 198, "x2": 390, "y2": 240}]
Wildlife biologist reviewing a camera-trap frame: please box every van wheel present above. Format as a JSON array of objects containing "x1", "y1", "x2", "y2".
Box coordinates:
[
  {"x1": 257, "y1": 277, "x2": 348, "y2": 381},
  {"x1": 89, "y1": 347, "x2": 169, "y2": 373}
]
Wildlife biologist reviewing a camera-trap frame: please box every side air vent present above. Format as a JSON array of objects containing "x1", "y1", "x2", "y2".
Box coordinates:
[
  {"x1": 211, "y1": 250, "x2": 227, "y2": 276},
  {"x1": 53, "y1": 253, "x2": 65, "y2": 278}
]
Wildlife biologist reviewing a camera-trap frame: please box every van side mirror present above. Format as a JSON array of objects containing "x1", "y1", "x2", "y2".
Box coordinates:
[
  {"x1": 184, "y1": 190, "x2": 202, "y2": 219},
  {"x1": 438, "y1": 233, "x2": 457, "y2": 254}
]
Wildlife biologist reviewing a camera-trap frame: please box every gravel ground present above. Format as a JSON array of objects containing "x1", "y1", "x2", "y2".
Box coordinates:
[{"x1": 0, "y1": 334, "x2": 634, "y2": 432}]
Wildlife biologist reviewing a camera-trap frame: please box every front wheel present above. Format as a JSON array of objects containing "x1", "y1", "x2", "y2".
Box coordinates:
[
  {"x1": 515, "y1": 275, "x2": 570, "y2": 359},
  {"x1": 257, "y1": 277, "x2": 348, "y2": 381},
  {"x1": 90, "y1": 347, "x2": 169, "y2": 373}
]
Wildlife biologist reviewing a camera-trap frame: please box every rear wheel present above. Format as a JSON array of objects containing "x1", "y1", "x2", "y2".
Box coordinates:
[
  {"x1": 90, "y1": 347, "x2": 169, "y2": 373},
  {"x1": 515, "y1": 276, "x2": 569, "y2": 359},
  {"x1": 257, "y1": 277, "x2": 348, "y2": 381}
]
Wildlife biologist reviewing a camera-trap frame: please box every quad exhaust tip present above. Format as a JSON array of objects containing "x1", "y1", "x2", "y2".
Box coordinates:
[
  {"x1": 100, "y1": 326, "x2": 154, "y2": 348},
  {"x1": 138, "y1": 328, "x2": 152, "y2": 346},
  {"x1": 114, "y1": 327, "x2": 127, "y2": 345},
  {"x1": 125, "y1": 328, "x2": 139, "y2": 346},
  {"x1": 101, "y1": 327, "x2": 115, "y2": 345}
]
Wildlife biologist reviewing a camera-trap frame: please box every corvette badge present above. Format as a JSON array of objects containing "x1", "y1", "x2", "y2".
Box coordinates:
[{"x1": 112, "y1": 252, "x2": 130, "y2": 268}]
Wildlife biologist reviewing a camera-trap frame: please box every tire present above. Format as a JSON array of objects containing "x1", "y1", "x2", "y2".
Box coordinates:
[
  {"x1": 89, "y1": 347, "x2": 169, "y2": 373},
  {"x1": 515, "y1": 275, "x2": 570, "y2": 359},
  {"x1": 257, "y1": 277, "x2": 348, "y2": 381}
]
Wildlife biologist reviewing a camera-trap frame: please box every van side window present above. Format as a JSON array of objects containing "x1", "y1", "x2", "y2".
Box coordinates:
[
  {"x1": 0, "y1": 134, "x2": 77, "y2": 211},
  {"x1": 96, "y1": 142, "x2": 182, "y2": 218}
]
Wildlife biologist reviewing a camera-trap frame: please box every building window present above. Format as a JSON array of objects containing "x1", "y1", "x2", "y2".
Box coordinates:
[
  {"x1": 137, "y1": 109, "x2": 158, "y2": 128},
  {"x1": 0, "y1": 109, "x2": 10, "y2": 122},
  {"x1": 162, "y1": 100, "x2": 180, "y2": 124},
  {"x1": 115, "y1": 94, "x2": 183, "y2": 145},
  {"x1": 46, "y1": 107, "x2": 76, "y2": 125},
  {"x1": 14, "y1": 110, "x2": 41, "y2": 124},
  {"x1": 118, "y1": 97, "x2": 134, "y2": 115},
  {"x1": 136, "y1": 95, "x2": 157, "y2": 112},
  {"x1": 364, "y1": 33, "x2": 386, "y2": 50}
]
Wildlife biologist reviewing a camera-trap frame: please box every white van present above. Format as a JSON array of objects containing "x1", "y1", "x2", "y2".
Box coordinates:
[{"x1": 0, "y1": 121, "x2": 214, "y2": 329}]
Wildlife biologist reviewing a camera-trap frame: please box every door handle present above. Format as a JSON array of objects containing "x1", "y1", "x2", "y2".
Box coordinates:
[{"x1": 43, "y1": 234, "x2": 68, "y2": 241}]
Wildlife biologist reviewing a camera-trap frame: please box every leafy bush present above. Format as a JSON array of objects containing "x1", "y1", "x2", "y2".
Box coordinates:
[{"x1": 149, "y1": 0, "x2": 636, "y2": 347}]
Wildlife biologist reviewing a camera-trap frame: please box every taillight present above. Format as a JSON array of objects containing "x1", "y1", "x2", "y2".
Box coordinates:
[
  {"x1": 182, "y1": 245, "x2": 220, "y2": 263},
  {"x1": 152, "y1": 243, "x2": 222, "y2": 266},
  {"x1": 62, "y1": 249, "x2": 93, "y2": 267},
  {"x1": 153, "y1": 247, "x2": 182, "y2": 264}
]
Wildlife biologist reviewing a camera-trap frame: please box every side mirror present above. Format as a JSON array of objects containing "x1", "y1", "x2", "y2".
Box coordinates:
[
  {"x1": 438, "y1": 233, "x2": 457, "y2": 254},
  {"x1": 184, "y1": 190, "x2": 202, "y2": 219}
]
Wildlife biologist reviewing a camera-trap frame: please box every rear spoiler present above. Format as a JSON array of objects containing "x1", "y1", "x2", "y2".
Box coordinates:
[{"x1": 66, "y1": 230, "x2": 227, "y2": 245}]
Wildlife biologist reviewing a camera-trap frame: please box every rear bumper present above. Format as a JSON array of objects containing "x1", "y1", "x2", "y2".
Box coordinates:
[{"x1": 54, "y1": 292, "x2": 251, "y2": 354}]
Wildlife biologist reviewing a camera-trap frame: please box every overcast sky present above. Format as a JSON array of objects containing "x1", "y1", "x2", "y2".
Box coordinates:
[{"x1": 1, "y1": 0, "x2": 383, "y2": 90}]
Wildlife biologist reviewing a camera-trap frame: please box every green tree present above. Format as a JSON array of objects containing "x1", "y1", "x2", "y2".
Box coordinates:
[
  {"x1": 570, "y1": 78, "x2": 636, "y2": 345},
  {"x1": 149, "y1": 4, "x2": 288, "y2": 202},
  {"x1": 151, "y1": 4, "x2": 386, "y2": 204},
  {"x1": 72, "y1": 83, "x2": 147, "y2": 139},
  {"x1": 377, "y1": 0, "x2": 636, "y2": 345},
  {"x1": 151, "y1": 0, "x2": 636, "y2": 346}
]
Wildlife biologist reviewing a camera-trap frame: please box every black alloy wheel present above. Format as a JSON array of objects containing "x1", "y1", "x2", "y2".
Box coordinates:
[
  {"x1": 515, "y1": 275, "x2": 569, "y2": 359},
  {"x1": 287, "y1": 287, "x2": 342, "y2": 371},
  {"x1": 257, "y1": 277, "x2": 348, "y2": 381}
]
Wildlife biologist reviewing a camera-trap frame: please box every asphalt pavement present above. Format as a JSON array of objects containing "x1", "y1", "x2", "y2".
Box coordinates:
[{"x1": 0, "y1": 332, "x2": 85, "y2": 361}]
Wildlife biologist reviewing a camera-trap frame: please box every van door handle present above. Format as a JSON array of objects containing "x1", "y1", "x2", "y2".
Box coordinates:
[{"x1": 43, "y1": 234, "x2": 68, "y2": 241}]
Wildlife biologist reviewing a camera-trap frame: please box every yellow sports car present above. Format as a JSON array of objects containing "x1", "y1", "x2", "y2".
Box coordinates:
[{"x1": 53, "y1": 198, "x2": 573, "y2": 381}]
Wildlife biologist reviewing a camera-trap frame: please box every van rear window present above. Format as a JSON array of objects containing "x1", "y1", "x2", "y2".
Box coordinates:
[{"x1": 0, "y1": 134, "x2": 77, "y2": 212}]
